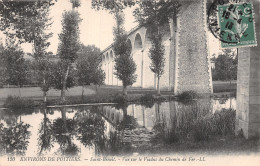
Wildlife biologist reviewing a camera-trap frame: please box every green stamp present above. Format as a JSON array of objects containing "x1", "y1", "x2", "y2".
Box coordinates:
[{"x1": 217, "y1": 3, "x2": 257, "y2": 48}]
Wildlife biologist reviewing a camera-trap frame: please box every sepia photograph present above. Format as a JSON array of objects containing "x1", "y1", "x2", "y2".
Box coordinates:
[{"x1": 0, "y1": 0, "x2": 259, "y2": 166}]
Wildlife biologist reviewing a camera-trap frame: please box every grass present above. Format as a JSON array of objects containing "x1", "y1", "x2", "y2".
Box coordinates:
[
  {"x1": 143, "y1": 135, "x2": 259, "y2": 155},
  {"x1": 3, "y1": 96, "x2": 41, "y2": 109},
  {"x1": 0, "y1": 81, "x2": 237, "y2": 108},
  {"x1": 213, "y1": 80, "x2": 237, "y2": 93}
]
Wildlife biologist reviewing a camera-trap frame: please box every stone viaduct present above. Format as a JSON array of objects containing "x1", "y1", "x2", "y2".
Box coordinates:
[
  {"x1": 100, "y1": 0, "x2": 260, "y2": 138},
  {"x1": 101, "y1": 0, "x2": 213, "y2": 94}
]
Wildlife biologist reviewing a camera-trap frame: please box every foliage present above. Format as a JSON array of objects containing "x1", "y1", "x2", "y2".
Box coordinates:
[
  {"x1": 38, "y1": 110, "x2": 53, "y2": 154},
  {"x1": 37, "y1": 59, "x2": 55, "y2": 93},
  {"x1": 177, "y1": 91, "x2": 199, "y2": 103},
  {"x1": 113, "y1": 12, "x2": 137, "y2": 94},
  {"x1": 149, "y1": 33, "x2": 165, "y2": 79},
  {"x1": 0, "y1": 40, "x2": 5, "y2": 87},
  {"x1": 140, "y1": 94, "x2": 155, "y2": 108},
  {"x1": 52, "y1": 118, "x2": 76, "y2": 146},
  {"x1": 0, "y1": 42, "x2": 29, "y2": 87},
  {"x1": 92, "y1": 0, "x2": 135, "y2": 13},
  {"x1": 76, "y1": 45, "x2": 105, "y2": 86},
  {"x1": 58, "y1": 9, "x2": 81, "y2": 101},
  {"x1": 212, "y1": 49, "x2": 238, "y2": 81},
  {"x1": 0, "y1": 122, "x2": 31, "y2": 155},
  {"x1": 0, "y1": 0, "x2": 55, "y2": 44},
  {"x1": 112, "y1": 93, "x2": 128, "y2": 106},
  {"x1": 3, "y1": 96, "x2": 36, "y2": 110},
  {"x1": 71, "y1": 0, "x2": 81, "y2": 9},
  {"x1": 133, "y1": 0, "x2": 181, "y2": 26},
  {"x1": 51, "y1": 61, "x2": 76, "y2": 91},
  {"x1": 75, "y1": 110, "x2": 106, "y2": 147},
  {"x1": 58, "y1": 10, "x2": 81, "y2": 63},
  {"x1": 0, "y1": 0, "x2": 55, "y2": 102},
  {"x1": 133, "y1": 0, "x2": 181, "y2": 94}
]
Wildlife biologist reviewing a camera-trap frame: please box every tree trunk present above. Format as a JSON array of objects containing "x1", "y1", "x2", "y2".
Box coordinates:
[
  {"x1": 61, "y1": 65, "x2": 70, "y2": 102},
  {"x1": 19, "y1": 86, "x2": 21, "y2": 97},
  {"x1": 81, "y1": 85, "x2": 84, "y2": 104},
  {"x1": 123, "y1": 85, "x2": 127, "y2": 96},
  {"x1": 157, "y1": 76, "x2": 160, "y2": 95},
  {"x1": 43, "y1": 91, "x2": 47, "y2": 103},
  {"x1": 95, "y1": 84, "x2": 98, "y2": 94},
  {"x1": 39, "y1": 109, "x2": 47, "y2": 155},
  {"x1": 229, "y1": 77, "x2": 232, "y2": 109},
  {"x1": 43, "y1": 77, "x2": 47, "y2": 103}
]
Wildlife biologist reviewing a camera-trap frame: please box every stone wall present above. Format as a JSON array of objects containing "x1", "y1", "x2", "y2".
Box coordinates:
[
  {"x1": 236, "y1": 0, "x2": 260, "y2": 138},
  {"x1": 174, "y1": 0, "x2": 213, "y2": 94}
]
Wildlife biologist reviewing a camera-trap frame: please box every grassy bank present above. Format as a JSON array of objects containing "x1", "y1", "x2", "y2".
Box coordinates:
[{"x1": 0, "y1": 81, "x2": 236, "y2": 109}]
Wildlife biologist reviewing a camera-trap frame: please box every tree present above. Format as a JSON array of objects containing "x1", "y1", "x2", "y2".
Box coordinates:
[
  {"x1": 38, "y1": 109, "x2": 53, "y2": 155},
  {"x1": 133, "y1": 0, "x2": 181, "y2": 95},
  {"x1": 1, "y1": 40, "x2": 29, "y2": 96},
  {"x1": 113, "y1": 11, "x2": 137, "y2": 96},
  {"x1": 212, "y1": 49, "x2": 237, "y2": 81},
  {"x1": 51, "y1": 61, "x2": 76, "y2": 94},
  {"x1": 76, "y1": 45, "x2": 105, "y2": 100},
  {"x1": 58, "y1": 9, "x2": 81, "y2": 102},
  {"x1": 0, "y1": 40, "x2": 5, "y2": 88},
  {"x1": 0, "y1": 0, "x2": 55, "y2": 102},
  {"x1": 92, "y1": 1, "x2": 137, "y2": 96}
]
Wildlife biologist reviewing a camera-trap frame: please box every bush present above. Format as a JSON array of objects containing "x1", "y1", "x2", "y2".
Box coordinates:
[
  {"x1": 112, "y1": 93, "x2": 127, "y2": 104},
  {"x1": 4, "y1": 96, "x2": 37, "y2": 110},
  {"x1": 140, "y1": 94, "x2": 155, "y2": 108},
  {"x1": 177, "y1": 91, "x2": 199, "y2": 103},
  {"x1": 140, "y1": 94, "x2": 154, "y2": 102}
]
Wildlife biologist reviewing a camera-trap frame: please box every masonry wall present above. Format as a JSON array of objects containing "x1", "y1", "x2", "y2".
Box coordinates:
[
  {"x1": 236, "y1": 0, "x2": 260, "y2": 138},
  {"x1": 175, "y1": 0, "x2": 212, "y2": 94}
]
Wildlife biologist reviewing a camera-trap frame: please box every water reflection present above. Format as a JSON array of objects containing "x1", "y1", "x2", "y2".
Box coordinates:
[{"x1": 0, "y1": 98, "x2": 238, "y2": 157}]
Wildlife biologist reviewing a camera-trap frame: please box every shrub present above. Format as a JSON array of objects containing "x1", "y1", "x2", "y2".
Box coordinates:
[
  {"x1": 112, "y1": 93, "x2": 127, "y2": 104},
  {"x1": 177, "y1": 91, "x2": 199, "y2": 103},
  {"x1": 140, "y1": 94, "x2": 155, "y2": 108},
  {"x1": 4, "y1": 96, "x2": 37, "y2": 110},
  {"x1": 140, "y1": 94, "x2": 154, "y2": 102}
]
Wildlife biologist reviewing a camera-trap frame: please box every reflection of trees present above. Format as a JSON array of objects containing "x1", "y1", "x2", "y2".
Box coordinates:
[
  {"x1": 38, "y1": 109, "x2": 53, "y2": 155},
  {"x1": 52, "y1": 107, "x2": 78, "y2": 156},
  {"x1": 74, "y1": 107, "x2": 106, "y2": 155},
  {"x1": 0, "y1": 122, "x2": 30, "y2": 155},
  {"x1": 0, "y1": 108, "x2": 35, "y2": 126},
  {"x1": 118, "y1": 105, "x2": 138, "y2": 130},
  {"x1": 218, "y1": 98, "x2": 228, "y2": 104}
]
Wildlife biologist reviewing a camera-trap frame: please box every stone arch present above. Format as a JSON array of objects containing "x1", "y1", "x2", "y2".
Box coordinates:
[
  {"x1": 127, "y1": 38, "x2": 132, "y2": 55},
  {"x1": 106, "y1": 52, "x2": 109, "y2": 62},
  {"x1": 106, "y1": 52, "x2": 109, "y2": 85},
  {"x1": 144, "y1": 27, "x2": 153, "y2": 47},
  {"x1": 102, "y1": 54, "x2": 106, "y2": 62},
  {"x1": 132, "y1": 33, "x2": 144, "y2": 87},
  {"x1": 110, "y1": 50, "x2": 114, "y2": 85},
  {"x1": 134, "y1": 33, "x2": 143, "y2": 50}
]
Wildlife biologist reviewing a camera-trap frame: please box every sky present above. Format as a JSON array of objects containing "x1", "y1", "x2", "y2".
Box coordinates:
[{"x1": 0, "y1": 0, "x2": 222, "y2": 56}]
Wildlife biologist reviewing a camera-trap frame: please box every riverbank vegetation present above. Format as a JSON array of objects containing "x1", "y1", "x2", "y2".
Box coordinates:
[{"x1": 1, "y1": 80, "x2": 237, "y2": 109}]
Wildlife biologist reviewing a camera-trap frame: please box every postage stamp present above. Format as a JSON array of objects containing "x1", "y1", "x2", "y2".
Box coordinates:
[{"x1": 217, "y1": 3, "x2": 257, "y2": 48}]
